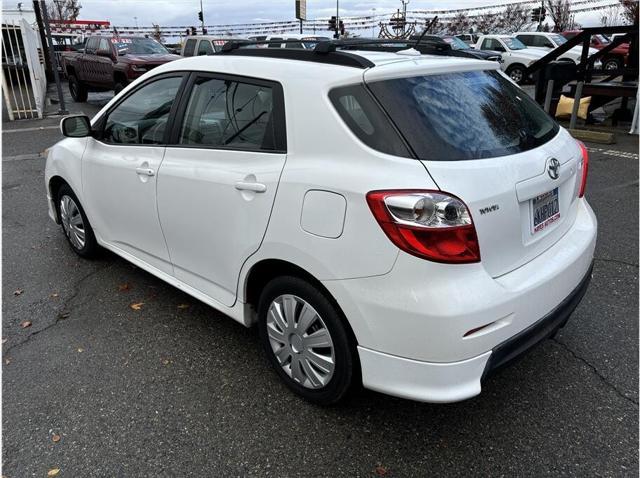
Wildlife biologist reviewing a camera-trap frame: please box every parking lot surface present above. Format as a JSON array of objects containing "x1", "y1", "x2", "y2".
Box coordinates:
[{"x1": 2, "y1": 92, "x2": 638, "y2": 477}]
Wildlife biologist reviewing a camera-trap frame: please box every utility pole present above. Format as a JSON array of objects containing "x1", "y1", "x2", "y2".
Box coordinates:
[
  {"x1": 334, "y1": 0, "x2": 339, "y2": 39},
  {"x1": 40, "y1": 0, "x2": 67, "y2": 115},
  {"x1": 538, "y1": 0, "x2": 544, "y2": 32},
  {"x1": 199, "y1": 0, "x2": 205, "y2": 33}
]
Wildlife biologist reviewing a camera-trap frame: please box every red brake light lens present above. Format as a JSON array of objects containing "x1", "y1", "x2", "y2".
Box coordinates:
[
  {"x1": 366, "y1": 190, "x2": 480, "y2": 264},
  {"x1": 577, "y1": 140, "x2": 589, "y2": 198}
]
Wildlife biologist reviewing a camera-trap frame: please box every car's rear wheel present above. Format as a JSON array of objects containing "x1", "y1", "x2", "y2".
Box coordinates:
[
  {"x1": 57, "y1": 184, "x2": 98, "y2": 258},
  {"x1": 506, "y1": 64, "x2": 526, "y2": 84},
  {"x1": 258, "y1": 276, "x2": 356, "y2": 405},
  {"x1": 68, "y1": 74, "x2": 88, "y2": 102}
]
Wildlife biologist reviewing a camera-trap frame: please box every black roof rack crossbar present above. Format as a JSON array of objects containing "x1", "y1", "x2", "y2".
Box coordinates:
[{"x1": 218, "y1": 40, "x2": 375, "y2": 68}]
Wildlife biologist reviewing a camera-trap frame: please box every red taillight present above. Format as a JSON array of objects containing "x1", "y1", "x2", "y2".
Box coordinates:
[
  {"x1": 577, "y1": 140, "x2": 589, "y2": 198},
  {"x1": 366, "y1": 190, "x2": 480, "y2": 264}
]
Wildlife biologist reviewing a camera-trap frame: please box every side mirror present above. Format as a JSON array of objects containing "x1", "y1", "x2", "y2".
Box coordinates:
[{"x1": 60, "y1": 115, "x2": 91, "y2": 138}]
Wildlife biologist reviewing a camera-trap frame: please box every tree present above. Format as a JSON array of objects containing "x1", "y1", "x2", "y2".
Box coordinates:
[
  {"x1": 545, "y1": 0, "x2": 579, "y2": 32},
  {"x1": 47, "y1": 0, "x2": 81, "y2": 21},
  {"x1": 601, "y1": 5, "x2": 624, "y2": 26},
  {"x1": 496, "y1": 4, "x2": 532, "y2": 33},
  {"x1": 448, "y1": 12, "x2": 470, "y2": 35},
  {"x1": 620, "y1": 0, "x2": 639, "y2": 25},
  {"x1": 474, "y1": 12, "x2": 499, "y2": 34}
]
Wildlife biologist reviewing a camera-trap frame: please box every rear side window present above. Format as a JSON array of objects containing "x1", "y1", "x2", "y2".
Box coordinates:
[
  {"x1": 183, "y1": 39, "x2": 196, "y2": 56},
  {"x1": 329, "y1": 84, "x2": 412, "y2": 158},
  {"x1": 368, "y1": 70, "x2": 559, "y2": 161}
]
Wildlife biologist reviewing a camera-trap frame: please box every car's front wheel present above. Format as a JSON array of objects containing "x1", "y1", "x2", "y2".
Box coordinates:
[
  {"x1": 258, "y1": 276, "x2": 356, "y2": 405},
  {"x1": 506, "y1": 64, "x2": 526, "y2": 84},
  {"x1": 57, "y1": 184, "x2": 98, "y2": 258},
  {"x1": 603, "y1": 57, "x2": 623, "y2": 71}
]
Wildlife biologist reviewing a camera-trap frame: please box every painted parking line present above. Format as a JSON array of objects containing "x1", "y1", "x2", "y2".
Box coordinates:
[
  {"x1": 2, "y1": 125, "x2": 60, "y2": 134},
  {"x1": 587, "y1": 147, "x2": 639, "y2": 161},
  {"x1": 2, "y1": 153, "x2": 45, "y2": 162}
]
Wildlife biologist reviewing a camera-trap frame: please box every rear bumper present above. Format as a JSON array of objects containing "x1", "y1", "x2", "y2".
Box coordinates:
[{"x1": 358, "y1": 262, "x2": 593, "y2": 403}]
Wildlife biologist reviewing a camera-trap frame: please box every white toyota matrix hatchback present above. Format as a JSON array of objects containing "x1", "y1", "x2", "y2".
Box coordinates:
[{"x1": 46, "y1": 41, "x2": 597, "y2": 405}]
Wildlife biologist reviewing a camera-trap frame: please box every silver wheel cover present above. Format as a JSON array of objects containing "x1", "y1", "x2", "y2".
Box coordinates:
[
  {"x1": 60, "y1": 195, "x2": 86, "y2": 250},
  {"x1": 266, "y1": 294, "x2": 335, "y2": 389}
]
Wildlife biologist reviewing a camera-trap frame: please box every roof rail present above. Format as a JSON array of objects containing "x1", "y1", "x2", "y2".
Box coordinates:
[
  {"x1": 218, "y1": 40, "x2": 376, "y2": 68},
  {"x1": 325, "y1": 38, "x2": 453, "y2": 56}
]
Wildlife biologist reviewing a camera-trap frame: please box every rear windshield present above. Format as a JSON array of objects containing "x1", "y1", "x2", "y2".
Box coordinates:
[{"x1": 367, "y1": 70, "x2": 559, "y2": 161}]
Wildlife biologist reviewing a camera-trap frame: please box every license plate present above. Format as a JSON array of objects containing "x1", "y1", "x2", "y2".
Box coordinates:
[{"x1": 532, "y1": 188, "x2": 560, "y2": 234}]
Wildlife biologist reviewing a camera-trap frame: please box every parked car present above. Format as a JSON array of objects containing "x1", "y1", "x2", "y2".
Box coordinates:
[
  {"x1": 62, "y1": 36, "x2": 181, "y2": 101},
  {"x1": 246, "y1": 34, "x2": 330, "y2": 49},
  {"x1": 562, "y1": 31, "x2": 629, "y2": 70},
  {"x1": 456, "y1": 33, "x2": 480, "y2": 46},
  {"x1": 475, "y1": 34, "x2": 547, "y2": 83},
  {"x1": 181, "y1": 36, "x2": 235, "y2": 56},
  {"x1": 514, "y1": 32, "x2": 601, "y2": 67},
  {"x1": 439, "y1": 35, "x2": 502, "y2": 61},
  {"x1": 47, "y1": 46, "x2": 596, "y2": 405}
]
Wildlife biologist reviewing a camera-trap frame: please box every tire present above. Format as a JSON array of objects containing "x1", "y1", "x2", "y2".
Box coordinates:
[
  {"x1": 258, "y1": 276, "x2": 356, "y2": 405},
  {"x1": 603, "y1": 57, "x2": 622, "y2": 71},
  {"x1": 56, "y1": 184, "x2": 98, "y2": 258},
  {"x1": 506, "y1": 64, "x2": 526, "y2": 84},
  {"x1": 68, "y1": 74, "x2": 88, "y2": 102},
  {"x1": 114, "y1": 80, "x2": 127, "y2": 95}
]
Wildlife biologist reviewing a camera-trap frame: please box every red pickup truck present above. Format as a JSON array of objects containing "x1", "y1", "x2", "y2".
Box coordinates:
[
  {"x1": 62, "y1": 36, "x2": 180, "y2": 102},
  {"x1": 562, "y1": 31, "x2": 629, "y2": 71}
]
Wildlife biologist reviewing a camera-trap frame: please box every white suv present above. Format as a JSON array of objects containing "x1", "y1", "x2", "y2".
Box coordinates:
[
  {"x1": 46, "y1": 44, "x2": 597, "y2": 405},
  {"x1": 475, "y1": 34, "x2": 548, "y2": 83},
  {"x1": 515, "y1": 32, "x2": 601, "y2": 67}
]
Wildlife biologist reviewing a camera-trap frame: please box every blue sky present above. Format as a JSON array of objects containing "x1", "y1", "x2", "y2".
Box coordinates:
[{"x1": 76, "y1": 0, "x2": 605, "y2": 27}]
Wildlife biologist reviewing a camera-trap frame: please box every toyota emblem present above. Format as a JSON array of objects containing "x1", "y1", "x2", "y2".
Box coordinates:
[{"x1": 548, "y1": 158, "x2": 560, "y2": 180}]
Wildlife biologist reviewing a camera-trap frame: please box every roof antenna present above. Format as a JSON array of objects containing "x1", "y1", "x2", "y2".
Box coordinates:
[{"x1": 414, "y1": 16, "x2": 438, "y2": 48}]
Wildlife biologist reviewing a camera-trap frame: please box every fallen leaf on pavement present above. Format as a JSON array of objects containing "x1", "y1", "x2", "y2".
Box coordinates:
[
  {"x1": 130, "y1": 302, "x2": 144, "y2": 311},
  {"x1": 375, "y1": 465, "x2": 389, "y2": 476},
  {"x1": 49, "y1": 293, "x2": 59, "y2": 298},
  {"x1": 47, "y1": 468, "x2": 61, "y2": 477},
  {"x1": 58, "y1": 312, "x2": 70, "y2": 320},
  {"x1": 77, "y1": 348, "x2": 84, "y2": 353},
  {"x1": 177, "y1": 304, "x2": 190, "y2": 310},
  {"x1": 162, "y1": 359, "x2": 170, "y2": 365},
  {"x1": 2, "y1": 338, "x2": 7, "y2": 344},
  {"x1": 13, "y1": 289, "x2": 24, "y2": 296},
  {"x1": 20, "y1": 320, "x2": 32, "y2": 328},
  {"x1": 5, "y1": 358, "x2": 11, "y2": 365},
  {"x1": 118, "y1": 283, "x2": 130, "y2": 292},
  {"x1": 52, "y1": 434, "x2": 61, "y2": 443}
]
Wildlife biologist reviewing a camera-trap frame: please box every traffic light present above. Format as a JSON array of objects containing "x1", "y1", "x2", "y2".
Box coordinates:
[
  {"x1": 531, "y1": 7, "x2": 546, "y2": 22},
  {"x1": 328, "y1": 16, "x2": 336, "y2": 31},
  {"x1": 185, "y1": 28, "x2": 191, "y2": 36},
  {"x1": 198, "y1": 11, "x2": 203, "y2": 22},
  {"x1": 191, "y1": 26, "x2": 197, "y2": 35},
  {"x1": 339, "y1": 20, "x2": 345, "y2": 36}
]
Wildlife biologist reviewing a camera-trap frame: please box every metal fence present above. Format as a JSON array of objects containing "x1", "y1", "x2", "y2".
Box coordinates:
[{"x1": 1, "y1": 18, "x2": 46, "y2": 120}]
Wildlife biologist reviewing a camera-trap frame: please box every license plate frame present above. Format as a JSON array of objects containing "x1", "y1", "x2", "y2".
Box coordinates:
[{"x1": 531, "y1": 188, "x2": 560, "y2": 234}]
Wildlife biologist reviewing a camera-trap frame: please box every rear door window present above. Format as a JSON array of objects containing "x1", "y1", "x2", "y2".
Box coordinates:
[{"x1": 367, "y1": 70, "x2": 559, "y2": 161}]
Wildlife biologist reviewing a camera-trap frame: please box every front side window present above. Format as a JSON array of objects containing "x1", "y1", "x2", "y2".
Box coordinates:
[
  {"x1": 85, "y1": 37, "x2": 98, "y2": 54},
  {"x1": 102, "y1": 76, "x2": 182, "y2": 145},
  {"x1": 367, "y1": 70, "x2": 559, "y2": 161},
  {"x1": 503, "y1": 37, "x2": 526, "y2": 50},
  {"x1": 197, "y1": 40, "x2": 214, "y2": 55},
  {"x1": 183, "y1": 39, "x2": 196, "y2": 56},
  {"x1": 178, "y1": 77, "x2": 281, "y2": 151},
  {"x1": 517, "y1": 35, "x2": 534, "y2": 46}
]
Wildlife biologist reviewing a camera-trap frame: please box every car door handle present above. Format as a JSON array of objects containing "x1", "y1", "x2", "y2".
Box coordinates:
[
  {"x1": 135, "y1": 167, "x2": 155, "y2": 177},
  {"x1": 235, "y1": 181, "x2": 267, "y2": 193}
]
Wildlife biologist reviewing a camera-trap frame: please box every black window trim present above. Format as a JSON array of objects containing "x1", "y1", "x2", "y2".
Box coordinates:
[
  {"x1": 92, "y1": 72, "x2": 190, "y2": 146},
  {"x1": 167, "y1": 71, "x2": 287, "y2": 154}
]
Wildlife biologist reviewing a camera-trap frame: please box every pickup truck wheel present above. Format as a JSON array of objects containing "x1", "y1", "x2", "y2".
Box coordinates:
[
  {"x1": 68, "y1": 75, "x2": 88, "y2": 102},
  {"x1": 506, "y1": 64, "x2": 526, "y2": 84},
  {"x1": 603, "y1": 57, "x2": 622, "y2": 71},
  {"x1": 114, "y1": 80, "x2": 127, "y2": 95}
]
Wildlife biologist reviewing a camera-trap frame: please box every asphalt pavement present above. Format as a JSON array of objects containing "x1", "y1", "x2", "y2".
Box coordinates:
[{"x1": 2, "y1": 90, "x2": 638, "y2": 477}]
